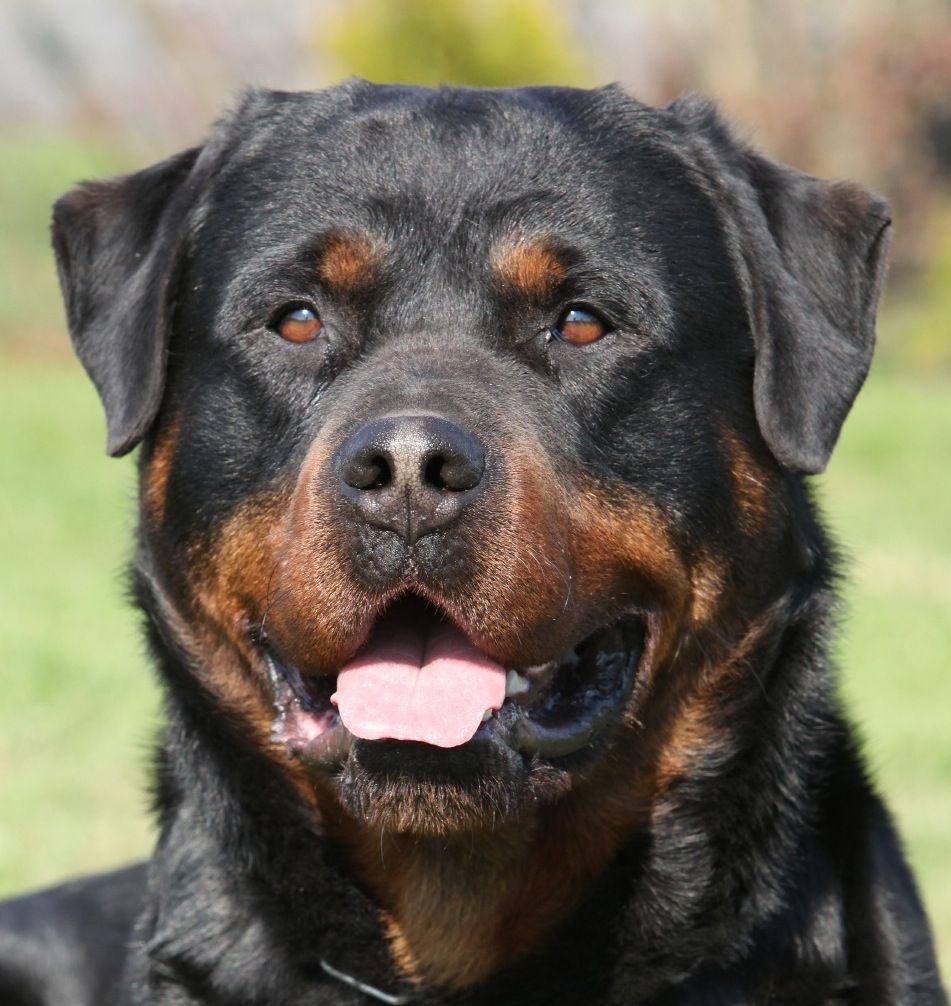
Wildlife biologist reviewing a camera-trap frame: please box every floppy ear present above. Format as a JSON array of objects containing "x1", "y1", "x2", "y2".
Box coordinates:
[
  {"x1": 670, "y1": 98, "x2": 892, "y2": 474},
  {"x1": 51, "y1": 146, "x2": 204, "y2": 457}
]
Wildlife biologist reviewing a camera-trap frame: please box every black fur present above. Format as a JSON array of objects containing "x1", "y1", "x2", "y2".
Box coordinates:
[{"x1": 1, "y1": 82, "x2": 945, "y2": 1005}]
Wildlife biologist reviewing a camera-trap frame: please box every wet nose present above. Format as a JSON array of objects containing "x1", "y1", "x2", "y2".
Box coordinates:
[{"x1": 335, "y1": 415, "x2": 487, "y2": 543}]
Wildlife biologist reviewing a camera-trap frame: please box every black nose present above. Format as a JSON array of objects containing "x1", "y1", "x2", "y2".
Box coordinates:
[{"x1": 335, "y1": 415, "x2": 487, "y2": 543}]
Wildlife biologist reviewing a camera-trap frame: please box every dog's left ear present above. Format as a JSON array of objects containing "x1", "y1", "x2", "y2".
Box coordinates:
[
  {"x1": 52, "y1": 145, "x2": 205, "y2": 457},
  {"x1": 670, "y1": 97, "x2": 892, "y2": 474}
]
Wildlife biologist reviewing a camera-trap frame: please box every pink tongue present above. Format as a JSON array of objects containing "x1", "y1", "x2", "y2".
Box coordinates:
[{"x1": 331, "y1": 616, "x2": 506, "y2": 748}]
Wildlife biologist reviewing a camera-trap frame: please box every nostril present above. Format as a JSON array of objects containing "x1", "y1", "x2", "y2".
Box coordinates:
[
  {"x1": 342, "y1": 450, "x2": 393, "y2": 491},
  {"x1": 424, "y1": 455, "x2": 447, "y2": 490},
  {"x1": 424, "y1": 450, "x2": 484, "y2": 492}
]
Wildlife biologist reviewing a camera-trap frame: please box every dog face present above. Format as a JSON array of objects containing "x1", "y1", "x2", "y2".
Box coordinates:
[{"x1": 53, "y1": 83, "x2": 890, "y2": 838}]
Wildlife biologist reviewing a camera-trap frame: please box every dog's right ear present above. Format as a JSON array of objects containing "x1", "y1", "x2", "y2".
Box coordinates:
[{"x1": 52, "y1": 146, "x2": 204, "y2": 457}]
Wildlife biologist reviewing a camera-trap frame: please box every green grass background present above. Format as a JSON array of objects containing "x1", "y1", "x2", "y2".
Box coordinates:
[{"x1": 0, "y1": 133, "x2": 948, "y2": 982}]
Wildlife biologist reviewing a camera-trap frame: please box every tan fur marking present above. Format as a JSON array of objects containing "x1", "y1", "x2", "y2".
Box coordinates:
[
  {"x1": 719, "y1": 426, "x2": 776, "y2": 530},
  {"x1": 689, "y1": 548, "x2": 728, "y2": 625},
  {"x1": 346, "y1": 771, "x2": 658, "y2": 990},
  {"x1": 653, "y1": 612, "x2": 775, "y2": 791},
  {"x1": 492, "y1": 238, "x2": 566, "y2": 299},
  {"x1": 143, "y1": 417, "x2": 181, "y2": 527},
  {"x1": 318, "y1": 232, "x2": 382, "y2": 291},
  {"x1": 570, "y1": 479, "x2": 693, "y2": 670}
]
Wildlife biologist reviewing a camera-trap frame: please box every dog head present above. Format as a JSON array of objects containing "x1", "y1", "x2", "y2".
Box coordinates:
[{"x1": 53, "y1": 82, "x2": 889, "y2": 839}]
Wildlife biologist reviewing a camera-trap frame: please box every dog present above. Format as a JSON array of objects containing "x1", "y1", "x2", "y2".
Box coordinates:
[{"x1": 0, "y1": 81, "x2": 946, "y2": 1005}]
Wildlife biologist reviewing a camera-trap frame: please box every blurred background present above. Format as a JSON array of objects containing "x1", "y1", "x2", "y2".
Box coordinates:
[{"x1": 1, "y1": 0, "x2": 949, "y2": 978}]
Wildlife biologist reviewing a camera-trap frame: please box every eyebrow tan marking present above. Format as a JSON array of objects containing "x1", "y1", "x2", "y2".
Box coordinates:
[
  {"x1": 317, "y1": 232, "x2": 383, "y2": 290},
  {"x1": 492, "y1": 238, "x2": 567, "y2": 299}
]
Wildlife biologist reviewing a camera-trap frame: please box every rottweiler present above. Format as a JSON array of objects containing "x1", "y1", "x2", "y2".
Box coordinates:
[{"x1": 0, "y1": 82, "x2": 946, "y2": 1005}]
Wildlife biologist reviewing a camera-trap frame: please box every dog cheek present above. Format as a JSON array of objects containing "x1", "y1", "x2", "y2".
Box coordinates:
[
  {"x1": 156, "y1": 492, "x2": 330, "y2": 807},
  {"x1": 265, "y1": 533, "x2": 379, "y2": 675},
  {"x1": 172, "y1": 496, "x2": 289, "y2": 710},
  {"x1": 259, "y1": 447, "x2": 384, "y2": 674},
  {"x1": 570, "y1": 480, "x2": 692, "y2": 636}
]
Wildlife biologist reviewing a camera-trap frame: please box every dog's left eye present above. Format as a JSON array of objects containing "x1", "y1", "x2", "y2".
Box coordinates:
[
  {"x1": 274, "y1": 306, "x2": 323, "y2": 343},
  {"x1": 550, "y1": 307, "x2": 610, "y2": 346}
]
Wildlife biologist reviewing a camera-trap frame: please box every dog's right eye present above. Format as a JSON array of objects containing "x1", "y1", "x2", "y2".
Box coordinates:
[
  {"x1": 273, "y1": 306, "x2": 323, "y2": 343},
  {"x1": 547, "y1": 306, "x2": 612, "y2": 347}
]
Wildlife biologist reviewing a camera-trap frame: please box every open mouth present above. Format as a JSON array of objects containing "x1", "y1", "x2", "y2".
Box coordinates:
[{"x1": 259, "y1": 596, "x2": 644, "y2": 765}]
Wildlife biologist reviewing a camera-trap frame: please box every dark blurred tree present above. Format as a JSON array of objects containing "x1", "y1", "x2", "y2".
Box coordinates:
[{"x1": 323, "y1": 0, "x2": 592, "y2": 88}]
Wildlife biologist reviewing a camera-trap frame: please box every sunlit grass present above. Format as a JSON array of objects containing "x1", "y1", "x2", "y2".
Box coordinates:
[
  {"x1": 823, "y1": 372, "x2": 951, "y2": 973},
  {"x1": 0, "y1": 358, "x2": 158, "y2": 888}
]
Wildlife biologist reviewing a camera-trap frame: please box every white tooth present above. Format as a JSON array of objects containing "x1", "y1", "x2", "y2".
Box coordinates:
[
  {"x1": 482, "y1": 709, "x2": 494, "y2": 722},
  {"x1": 505, "y1": 670, "x2": 531, "y2": 697}
]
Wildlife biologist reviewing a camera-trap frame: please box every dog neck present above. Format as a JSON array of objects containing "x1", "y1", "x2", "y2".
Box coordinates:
[{"x1": 332, "y1": 795, "x2": 646, "y2": 991}]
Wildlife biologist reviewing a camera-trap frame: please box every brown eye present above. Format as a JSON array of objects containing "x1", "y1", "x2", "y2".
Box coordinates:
[
  {"x1": 275, "y1": 306, "x2": 323, "y2": 343},
  {"x1": 552, "y1": 307, "x2": 609, "y2": 345}
]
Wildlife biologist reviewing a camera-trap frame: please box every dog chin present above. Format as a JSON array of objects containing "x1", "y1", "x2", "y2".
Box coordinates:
[{"x1": 329, "y1": 737, "x2": 562, "y2": 835}]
